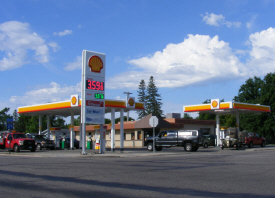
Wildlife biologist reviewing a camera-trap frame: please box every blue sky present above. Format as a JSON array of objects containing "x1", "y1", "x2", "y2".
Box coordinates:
[{"x1": 1, "y1": 0, "x2": 275, "y2": 121}]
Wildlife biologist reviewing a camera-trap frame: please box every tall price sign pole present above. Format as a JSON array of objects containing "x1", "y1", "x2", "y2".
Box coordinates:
[{"x1": 81, "y1": 50, "x2": 105, "y2": 155}]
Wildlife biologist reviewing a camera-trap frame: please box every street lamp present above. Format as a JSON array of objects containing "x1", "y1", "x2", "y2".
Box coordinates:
[{"x1": 123, "y1": 92, "x2": 133, "y2": 121}]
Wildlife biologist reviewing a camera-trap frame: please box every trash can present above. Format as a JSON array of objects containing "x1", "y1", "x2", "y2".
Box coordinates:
[
  {"x1": 87, "y1": 141, "x2": 91, "y2": 149},
  {"x1": 61, "y1": 139, "x2": 65, "y2": 149}
]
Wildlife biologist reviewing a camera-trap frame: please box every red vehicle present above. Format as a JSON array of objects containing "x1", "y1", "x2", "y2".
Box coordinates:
[
  {"x1": 0, "y1": 131, "x2": 36, "y2": 152},
  {"x1": 245, "y1": 132, "x2": 266, "y2": 148}
]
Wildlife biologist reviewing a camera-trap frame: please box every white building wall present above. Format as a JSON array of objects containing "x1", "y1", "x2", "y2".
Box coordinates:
[{"x1": 183, "y1": 124, "x2": 215, "y2": 135}]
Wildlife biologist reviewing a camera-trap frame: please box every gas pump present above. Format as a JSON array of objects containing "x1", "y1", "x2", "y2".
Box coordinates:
[
  {"x1": 95, "y1": 129, "x2": 100, "y2": 150},
  {"x1": 50, "y1": 127, "x2": 61, "y2": 149},
  {"x1": 94, "y1": 125, "x2": 107, "y2": 153}
]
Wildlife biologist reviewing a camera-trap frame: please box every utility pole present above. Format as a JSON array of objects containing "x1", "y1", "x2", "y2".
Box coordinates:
[{"x1": 123, "y1": 92, "x2": 133, "y2": 121}]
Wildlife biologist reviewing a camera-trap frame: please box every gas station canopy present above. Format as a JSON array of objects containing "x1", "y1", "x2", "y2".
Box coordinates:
[
  {"x1": 183, "y1": 100, "x2": 270, "y2": 115},
  {"x1": 18, "y1": 99, "x2": 144, "y2": 116}
]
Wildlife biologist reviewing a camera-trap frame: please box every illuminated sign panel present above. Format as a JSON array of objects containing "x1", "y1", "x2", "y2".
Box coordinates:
[{"x1": 86, "y1": 80, "x2": 104, "y2": 91}]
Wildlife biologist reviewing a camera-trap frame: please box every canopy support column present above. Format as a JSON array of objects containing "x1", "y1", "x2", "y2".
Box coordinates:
[
  {"x1": 236, "y1": 112, "x2": 240, "y2": 132},
  {"x1": 81, "y1": 122, "x2": 86, "y2": 155},
  {"x1": 120, "y1": 109, "x2": 124, "y2": 152},
  {"x1": 99, "y1": 124, "x2": 104, "y2": 154},
  {"x1": 70, "y1": 113, "x2": 74, "y2": 150},
  {"x1": 216, "y1": 114, "x2": 220, "y2": 147},
  {"x1": 79, "y1": 122, "x2": 82, "y2": 149},
  {"x1": 111, "y1": 108, "x2": 115, "y2": 152},
  {"x1": 47, "y1": 115, "x2": 50, "y2": 140},
  {"x1": 39, "y1": 115, "x2": 42, "y2": 135}
]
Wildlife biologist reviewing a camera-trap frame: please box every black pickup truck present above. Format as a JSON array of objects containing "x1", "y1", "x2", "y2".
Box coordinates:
[{"x1": 144, "y1": 130, "x2": 204, "y2": 152}]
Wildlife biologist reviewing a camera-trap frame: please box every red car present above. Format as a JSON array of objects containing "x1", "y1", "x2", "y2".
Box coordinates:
[{"x1": 245, "y1": 132, "x2": 266, "y2": 148}]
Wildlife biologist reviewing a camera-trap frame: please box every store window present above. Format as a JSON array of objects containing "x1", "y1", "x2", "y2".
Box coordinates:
[
  {"x1": 131, "y1": 132, "x2": 135, "y2": 140},
  {"x1": 124, "y1": 133, "x2": 126, "y2": 140}
]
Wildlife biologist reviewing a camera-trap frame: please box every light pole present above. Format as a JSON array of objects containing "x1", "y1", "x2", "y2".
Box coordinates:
[{"x1": 123, "y1": 92, "x2": 133, "y2": 121}]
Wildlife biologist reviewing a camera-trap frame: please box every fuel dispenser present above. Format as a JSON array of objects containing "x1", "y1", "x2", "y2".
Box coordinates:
[
  {"x1": 50, "y1": 127, "x2": 61, "y2": 149},
  {"x1": 94, "y1": 125, "x2": 106, "y2": 154}
]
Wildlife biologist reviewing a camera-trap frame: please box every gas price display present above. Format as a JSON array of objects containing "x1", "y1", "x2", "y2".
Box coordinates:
[
  {"x1": 86, "y1": 80, "x2": 104, "y2": 91},
  {"x1": 95, "y1": 93, "x2": 104, "y2": 99}
]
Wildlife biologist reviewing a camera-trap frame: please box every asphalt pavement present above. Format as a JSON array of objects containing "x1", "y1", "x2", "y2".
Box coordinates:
[{"x1": 0, "y1": 145, "x2": 274, "y2": 158}]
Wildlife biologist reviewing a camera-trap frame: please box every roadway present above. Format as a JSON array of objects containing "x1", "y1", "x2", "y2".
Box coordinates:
[{"x1": 0, "y1": 146, "x2": 274, "y2": 197}]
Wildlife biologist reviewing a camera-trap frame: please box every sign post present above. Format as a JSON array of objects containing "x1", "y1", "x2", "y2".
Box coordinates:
[
  {"x1": 6, "y1": 118, "x2": 13, "y2": 130},
  {"x1": 81, "y1": 50, "x2": 106, "y2": 155},
  {"x1": 149, "y1": 116, "x2": 158, "y2": 154}
]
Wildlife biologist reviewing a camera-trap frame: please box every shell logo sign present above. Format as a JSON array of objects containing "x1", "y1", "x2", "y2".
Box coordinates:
[
  {"x1": 71, "y1": 95, "x2": 79, "y2": 107},
  {"x1": 88, "y1": 56, "x2": 103, "y2": 73},
  {"x1": 128, "y1": 98, "x2": 134, "y2": 106},
  {"x1": 212, "y1": 100, "x2": 218, "y2": 108},
  {"x1": 211, "y1": 99, "x2": 220, "y2": 109},
  {"x1": 127, "y1": 97, "x2": 135, "y2": 108},
  {"x1": 71, "y1": 96, "x2": 77, "y2": 105}
]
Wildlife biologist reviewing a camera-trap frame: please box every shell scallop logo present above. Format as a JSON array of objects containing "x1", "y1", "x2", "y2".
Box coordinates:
[
  {"x1": 128, "y1": 98, "x2": 135, "y2": 106},
  {"x1": 212, "y1": 100, "x2": 218, "y2": 108},
  {"x1": 71, "y1": 96, "x2": 77, "y2": 105},
  {"x1": 88, "y1": 56, "x2": 103, "y2": 73}
]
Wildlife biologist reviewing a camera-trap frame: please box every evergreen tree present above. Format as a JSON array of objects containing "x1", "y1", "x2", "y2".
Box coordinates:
[
  {"x1": 137, "y1": 79, "x2": 147, "y2": 119},
  {"x1": 146, "y1": 76, "x2": 163, "y2": 117},
  {"x1": 13, "y1": 109, "x2": 18, "y2": 122}
]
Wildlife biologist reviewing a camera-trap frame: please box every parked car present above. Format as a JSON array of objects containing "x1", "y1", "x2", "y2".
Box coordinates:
[
  {"x1": 63, "y1": 137, "x2": 79, "y2": 149},
  {"x1": 203, "y1": 135, "x2": 216, "y2": 148},
  {"x1": 0, "y1": 132, "x2": 36, "y2": 152},
  {"x1": 31, "y1": 134, "x2": 55, "y2": 150},
  {"x1": 144, "y1": 130, "x2": 204, "y2": 152}
]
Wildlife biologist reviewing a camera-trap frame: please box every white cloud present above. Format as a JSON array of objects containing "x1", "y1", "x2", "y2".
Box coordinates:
[
  {"x1": 0, "y1": 21, "x2": 50, "y2": 71},
  {"x1": 246, "y1": 15, "x2": 258, "y2": 29},
  {"x1": 63, "y1": 56, "x2": 82, "y2": 71},
  {"x1": 107, "y1": 34, "x2": 244, "y2": 89},
  {"x1": 10, "y1": 81, "x2": 81, "y2": 106},
  {"x1": 202, "y1": 12, "x2": 241, "y2": 28},
  {"x1": 48, "y1": 42, "x2": 59, "y2": 52},
  {"x1": 247, "y1": 27, "x2": 275, "y2": 75},
  {"x1": 108, "y1": 27, "x2": 275, "y2": 90},
  {"x1": 53, "y1": 29, "x2": 73, "y2": 36}
]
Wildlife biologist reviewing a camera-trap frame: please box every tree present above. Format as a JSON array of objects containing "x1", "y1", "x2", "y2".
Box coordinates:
[
  {"x1": 183, "y1": 113, "x2": 193, "y2": 119},
  {"x1": 14, "y1": 113, "x2": 31, "y2": 132},
  {"x1": 54, "y1": 117, "x2": 66, "y2": 128},
  {"x1": 13, "y1": 110, "x2": 18, "y2": 123},
  {"x1": 234, "y1": 73, "x2": 275, "y2": 142},
  {"x1": 137, "y1": 79, "x2": 147, "y2": 119},
  {"x1": 234, "y1": 76, "x2": 263, "y2": 103},
  {"x1": 259, "y1": 73, "x2": 275, "y2": 141},
  {"x1": 105, "y1": 118, "x2": 111, "y2": 124},
  {"x1": 146, "y1": 76, "x2": 163, "y2": 117}
]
